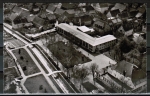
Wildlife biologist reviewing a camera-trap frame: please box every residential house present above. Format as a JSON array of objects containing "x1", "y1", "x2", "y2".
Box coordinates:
[
  {"x1": 32, "y1": 7, "x2": 40, "y2": 14},
  {"x1": 63, "y1": 9, "x2": 75, "y2": 18},
  {"x1": 32, "y1": 16, "x2": 45, "y2": 30},
  {"x1": 12, "y1": 6, "x2": 23, "y2": 15},
  {"x1": 117, "y1": 24, "x2": 133, "y2": 36},
  {"x1": 23, "y1": 3, "x2": 33, "y2": 11},
  {"x1": 84, "y1": 5, "x2": 95, "y2": 14},
  {"x1": 128, "y1": 10, "x2": 139, "y2": 18},
  {"x1": 46, "y1": 4, "x2": 56, "y2": 14},
  {"x1": 5, "y1": 3, "x2": 16, "y2": 10},
  {"x1": 57, "y1": 14, "x2": 70, "y2": 24},
  {"x1": 56, "y1": 23, "x2": 117, "y2": 53},
  {"x1": 111, "y1": 18, "x2": 122, "y2": 28},
  {"x1": 78, "y1": 3, "x2": 86, "y2": 7},
  {"x1": 111, "y1": 3, "x2": 126, "y2": 12},
  {"x1": 72, "y1": 15, "x2": 92, "y2": 26},
  {"x1": 19, "y1": 9, "x2": 30, "y2": 18},
  {"x1": 118, "y1": 12, "x2": 129, "y2": 19},
  {"x1": 136, "y1": 4, "x2": 146, "y2": 18},
  {"x1": 38, "y1": 10, "x2": 47, "y2": 19},
  {"x1": 12, "y1": 22, "x2": 24, "y2": 30},
  {"x1": 61, "y1": 3, "x2": 77, "y2": 10},
  {"x1": 93, "y1": 20, "x2": 111, "y2": 36},
  {"x1": 46, "y1": 13, "x2": 56, "y2": 23},
  {"x1": 9, "y1": 12, "x2": 21, "y2": 24},
  {"x1": 106, "y1": 9, "x2": 120, "y2": 19},
  {"x1": 54, "y1": 8, "x2": 65, "y2": 16},
  {"x1": 93, "y1": 3, "x2": 109, "y2": 15},
  {"x1": 27, "y1": 14, "x2": 36, "y2": 22},
  {"x1": 80, "y1": 15, "x2": 93, "y2": 26},
  {"x1": 133, "y1": 33, "x2": 144, "y2": 45}
]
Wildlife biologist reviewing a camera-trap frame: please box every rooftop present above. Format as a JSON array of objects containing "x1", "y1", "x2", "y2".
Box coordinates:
[
  {"x1": 56, "y1": 23, "x2": 116, "y2": 46},
  {"x1": 77, "y1": 26, "x2": 92, "y2": 33}
]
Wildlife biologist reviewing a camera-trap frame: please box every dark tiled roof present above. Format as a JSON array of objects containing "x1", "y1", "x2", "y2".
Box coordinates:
[
  {"x1": 27, "y1": 15, "x2": 36, "y2": 22},
  {"x1": 5, "y1": 4, "x2": 15, "y2": 10},
  {"x1": 118, "y1": 12, "x2": 128, "y2": 18},
  {"x1": 80, "y1": 15, "x2": 92, "y2": 22},
  {"x1": 20, "y1": 10, "x2": 30, "y2": 18},
  {"x1": 110, "y1": 9, "x2": 120, "y2": 17},
  {"x1": 12, "y1": 6, "x2": 23, "y2": 14},
  {"x1": 46, "y1": 4, "x2": 56, "y2": 12},
  {"x1": 47, "y1": 13, "x2": 56, "y2": 20},
  {"x1": 122, "y1": 23, "x2": 133, "y2": 31},
  {"x1": 84, "y1": 6, "x2": 95, "y2": 11},
  {"x1": 129, "y1": 11, "x2": 139, "y2": 17},
  {"x1": 138, "y1": 5, "x2": 146, "y2": 13},
  {"x1": 38, "y1": 10, "x2": 47, "y2": 19},
  {"x1": 35, "y1": 3, "x2": 43, "y2": 7},
  {"x1": 9, "y1": 12, "x2": 19, "y2": 21},
  {"x1": 33, "y1": 16, "x2": 45, "y2": 27},
  {"x1": 54, "y1": 8, "x2": 65, "y2": 15}
]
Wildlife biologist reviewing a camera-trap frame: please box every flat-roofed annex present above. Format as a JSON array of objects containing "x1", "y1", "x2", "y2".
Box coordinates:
[{"x1": 56, "y1": 23, "x2": 116, "y2": 46}]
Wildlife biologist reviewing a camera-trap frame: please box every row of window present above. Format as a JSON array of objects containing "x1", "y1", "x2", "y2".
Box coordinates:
[{"x1": 97, "y1": 40, "x2": 116, "y2": 50}]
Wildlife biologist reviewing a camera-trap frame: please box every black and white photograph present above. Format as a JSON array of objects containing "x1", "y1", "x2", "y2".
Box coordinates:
[{"x1": 3, "y1": 3, "x2": 147, "y2": 94}]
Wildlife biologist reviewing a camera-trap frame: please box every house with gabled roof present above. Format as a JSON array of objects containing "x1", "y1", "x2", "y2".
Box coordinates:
[
  {"x1": 46, "y1": 4, "x2": 56, "y2": 14},
  {"x1": 136, "y1": 4, "x2": 146, "y2": 18},
  {"x1": 106, "y1": 9, "x2": 120, "y2": 19},
  {"x1": 12, "y1": 6, "x2": 23, "y2": 15},
  {"x1": 93, "y1": 20, "x2": 111, "y2": 36},
  {"x1": 32, "y1": 16, "x2": 45, "y2": 28},
  {"x1": 54, "y1": 8, "x2": 65, "y2": 17},
  {"x1": 117, "y1": 24, "x2": 133, "y2": 36},
  {"x1": 111, "y1": 3, "x2": 126, "y2": 12}
]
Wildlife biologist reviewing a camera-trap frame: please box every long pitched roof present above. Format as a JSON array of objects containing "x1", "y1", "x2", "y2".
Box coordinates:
[{"x1": 57, "y1": 23, "x2": 116, "y2": 46}]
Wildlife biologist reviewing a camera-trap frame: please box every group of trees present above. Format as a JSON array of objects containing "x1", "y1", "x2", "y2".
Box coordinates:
[
  {"x1": 71, "y1": 63, "x2": 98, "y2": 91},
  {"x1": 112, "y1": 35, "x2": 146, "y2": 71}
]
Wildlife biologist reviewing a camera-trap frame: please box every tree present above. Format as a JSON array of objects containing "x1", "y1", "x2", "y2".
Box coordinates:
[
  {"x1": 62, "y1": 53, "x2": 73, "y2": 79},
  {"x1": 90, "y1": 63, "x2": 98, "y2": 80},
  {"x1": 20, "y1": 56, "x2": 24, "y2": 60},
  {"x1": 77, "y1": 66, "x2": 89, "y2": 91},
  {"x1": 18, "y1": 49, "x2": 21, "y2": 54},
  {"x1": 4, "y1": 82, "x2": 17, "y2": 93},
  {"x1": 113, "y1": 44, "x2": 122, "y2": 61},
  {"x1": 137, "y1": 40, "x2": 146, "y2": 53},
  {"x1": 39, "y1": 85, "x2": 43, "y2": 90},
  {"x1": 119, "y1": 36, "x2": 133, "y2": 53}
]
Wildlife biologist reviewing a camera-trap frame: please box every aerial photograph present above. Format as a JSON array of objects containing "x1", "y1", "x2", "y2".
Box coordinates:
[{"x1": 3, "y1": 3, "x2": 147, "y2": 94}]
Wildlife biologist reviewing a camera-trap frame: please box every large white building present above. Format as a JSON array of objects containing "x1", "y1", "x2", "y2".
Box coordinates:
[{"x1": 56, "y1": 23, "x2": 117, "y2": 52}]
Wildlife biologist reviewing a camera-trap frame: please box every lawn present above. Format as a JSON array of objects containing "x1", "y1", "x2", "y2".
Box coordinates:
[
  {"x1": 82, "y1": 81, "x2": 98, "y2": 92},
  {"x1": 24, "y1": 74, "x2": 55, "y2": 93},
  {"x1": 4, "y1": 49, "x2": 16, "y2": 68},
  {"x1": 12, "y1": 48, "x2": 40, "y2": 76},
  {"x1": 47, "y1": 41, "x2": 91, "y2": 68}
]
